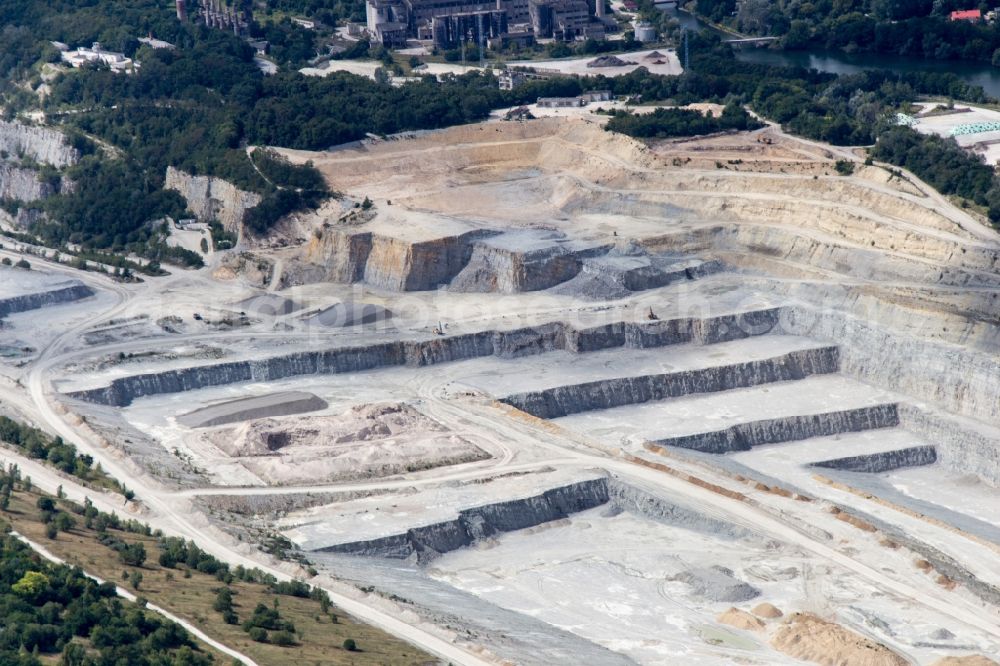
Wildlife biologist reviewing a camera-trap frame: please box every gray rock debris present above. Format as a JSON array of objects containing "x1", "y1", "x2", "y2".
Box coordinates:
[{"x1": 672, "y1": 566, "x2": 761, "y2": 603}]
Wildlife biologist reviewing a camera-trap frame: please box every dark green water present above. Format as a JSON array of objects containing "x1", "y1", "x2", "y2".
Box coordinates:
[{"x1": 664, "y1": 8, "x2": 1000, "y2": 98}]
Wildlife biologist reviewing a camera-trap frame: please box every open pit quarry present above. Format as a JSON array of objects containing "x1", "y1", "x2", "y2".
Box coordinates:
[{"x1": 5, "y1": 115, "x2": 1000, "y2": 665}]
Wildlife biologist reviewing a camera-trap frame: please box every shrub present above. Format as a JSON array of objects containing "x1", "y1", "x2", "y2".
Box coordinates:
[
  {"x1": 834, "y1": 159, "x2": 855, "y2": 175},
  {"x1": 271, "y1": 630, "x2": 296, "y2": 647}
]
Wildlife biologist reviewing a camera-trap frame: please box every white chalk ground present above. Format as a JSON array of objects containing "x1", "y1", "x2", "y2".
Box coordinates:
[
  {"x1": 505, "y1": 49, "x2": 682, "y2": 76},
  {"x1": 887, "y1": 465, "x2": 1000, "y2": 529},
  {"x1": 165, "y1": 225, "x2": 210, "y2": 256},
  {"x1": 729, "y1": 428, "x2": 927, "y2": 470},
  {"x1": 300, "y1": 59, "x2": 480, "y2": 82},
  {"x1": 254, "y1": 56, "x2": 277, "y2": 75},
  {"x1": 300, "y1": 59, "x2": 382, "y2": 79},
  {"x1": 428, "y1": 503, "x2": 1000, "y2": 665},
  {"x1": 911, "y1": 103, "x2": 1000, "y2": 167},
  {"x1": 0, "y1": 264, "x2": 82, "y2": 298},
  {"x1": 0, "y1": 267, "x2": 117, "y2": 365}
]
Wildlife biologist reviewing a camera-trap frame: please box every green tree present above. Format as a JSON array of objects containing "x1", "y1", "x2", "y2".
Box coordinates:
[{"x1": 12, "y1": 571, "x2": 49, "y2": 599}]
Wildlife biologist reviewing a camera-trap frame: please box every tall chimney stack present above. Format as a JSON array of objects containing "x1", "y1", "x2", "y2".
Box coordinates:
[
  {"x1": 176, "y1": 0, "x2": 187, "y2": 21},
  {"x1": 595, "y1": 0, "x2": 605, "y2": 18}
]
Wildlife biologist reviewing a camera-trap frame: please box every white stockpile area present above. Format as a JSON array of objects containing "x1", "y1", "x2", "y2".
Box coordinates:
[{"x1": 2, "y1": 117, "x2": 1000, "y2": 666}]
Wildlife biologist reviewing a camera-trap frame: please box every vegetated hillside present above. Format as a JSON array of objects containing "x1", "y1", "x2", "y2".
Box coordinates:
[
  {"x1": 694, "y1": 0, "x2": 1000, "y2": 64},
  {"x1": 0, "y1": 484, "x2": 214, "y2": 665},
  {"x1": 870, "y1": 126, "x2": 1000, "y2": 220},
  {"x1": 3, "y1": 2, "x2": 999, "y2": 253}
]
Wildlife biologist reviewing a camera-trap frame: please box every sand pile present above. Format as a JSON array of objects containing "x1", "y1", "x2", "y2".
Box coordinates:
[
  {"x1": 752, "y1": 602, "x2": 783, "y2": 619},
  {"x1": 770, "y1": 613, "x2": 906, "y2": 666},
  {"x1": 205, "y1": 403, "x2": 489, "y2": 485},
  {"x1": 220, "y1": 403, "x2": 440, "y2": 456},
  {"x1": 716, "y1": 608, "x2": 764, "y2": 632}
]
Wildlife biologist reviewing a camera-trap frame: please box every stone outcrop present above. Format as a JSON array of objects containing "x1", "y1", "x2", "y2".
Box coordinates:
[
  {"x1": 552, "y1": 254, "x2": 722, "y2": 300},
  {"x1": 302, "y1": 229, "x2": 373, "y2": 283},
  {"x1": 364, "y1": 230, "x2": 492, "y2": 291},
  {"x1": 0, "y1": 206, "x2": 46, "y2": 230},
  {"x1": 673, "y1": 567, "x2": 760, "y2": 603},
  {"x1": 605, "y1": 478, "x2": 754, "y2": 540},
  {"x1": 450, "y1": 232, "x2": 608, "y2": 293},
  {"x1": 299, "y1": 227, "x2": 496, "y2": 291},
  {"x1": 0, "y1": 283, "x2": 93, "y2": 319},
  {"x1": 811, "y1": 445, "x2": 937, "y2": 473},
  {"x1": 164, "y1": 166, "x2": 261, "y2": 231},
  {"x1": 502, "y1": 346, "x2": 840, "y2": 419},
  {"x1": 777, "y1": 304, "x2": 1000, "y2": 426},
  {"x1": 68, "y1": 308, "x2": 786, "y2": 406},
  {"x1": 297, "y1": 226, "x2": 720, "y2": 295},
  {"x1": 0, "y1": 163, "x2": 56, "y2": 202},
  {"x1": 0, "y1": 120, "x2": 79, "y2": 168},
  {"x1": 655, "y1": 404, "x2": 899, "y2": 454}
]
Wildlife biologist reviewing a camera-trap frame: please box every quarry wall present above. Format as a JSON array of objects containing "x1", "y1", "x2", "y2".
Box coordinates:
[
  {"x1": 0, "y1": 283, "x2": 94, "y2": 319},
  {"x1": 164, "y1": 166, "x2": 261, "y2": 231},
  {"x1": 68, "y1": 309, "x2": 785, "y2": 406},
  {"x1": 0, "y1": 120, "x2": 79, "y2": 168}
]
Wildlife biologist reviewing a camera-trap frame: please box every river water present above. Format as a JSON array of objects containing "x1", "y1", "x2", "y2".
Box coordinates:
[{"x1": 664, "y1": 8, "x2": 1000, "y2": 98}]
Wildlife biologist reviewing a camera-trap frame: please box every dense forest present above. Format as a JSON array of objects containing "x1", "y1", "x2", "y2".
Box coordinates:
[
  {"x1": 694, "y1": 0, "x2": 1000, "y2": 63},
  {"x1": 604, "y1": 100, "x2": 762, "y2": 138}
]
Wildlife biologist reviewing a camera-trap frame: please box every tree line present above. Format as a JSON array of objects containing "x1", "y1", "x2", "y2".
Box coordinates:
[{"x1": 695, "y1": 0, "x2": 1000, "y2": 64}]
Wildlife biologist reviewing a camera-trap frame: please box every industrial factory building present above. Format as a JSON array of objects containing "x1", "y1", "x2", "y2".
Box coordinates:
[{"x1": 366, "y1": 0, "x2": 611, "y2": 47}]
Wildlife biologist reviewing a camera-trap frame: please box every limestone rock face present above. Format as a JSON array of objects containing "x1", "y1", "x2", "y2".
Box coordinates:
[
  {"x1": 811, "y1": 445, "x2": 937, "y2": 474},
  {"x1": 364, "y1": 230, "x2": 492, "y2": 291},
  {"x1": 299, "y1": 227, "x2": 491, "y2": 291},
  {"x1": 0, "y1": 163, "x2": 56, "y2": 202},
  {"x1": 318, "y1": 478, "x2": 611, "y2": 563},
  {"x1": 303, "y1": 228, "x2": 372, "y2": 283},
  {"x1": 164, "y1": 166, "x2": 261, "y2": 231},
  {"x1": 0, "y1": 120, "x2": 79, "y2": 168}
]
